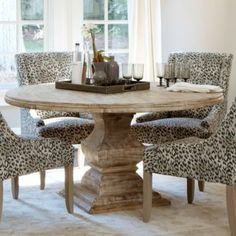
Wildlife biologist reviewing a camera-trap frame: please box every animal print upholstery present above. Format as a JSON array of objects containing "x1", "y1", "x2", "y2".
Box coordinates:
[
  {"x1": 144, "y1": 98, "x2": 236, "y2": 186},
  {"x1": 0, "y1": 112, "x2": 74, "y2": 181},
  {"x1": 133, "y1": 52, "x2": 233, "y2": 144},
  {"x1": 15, "y1": 52, "x2": 93, "y2": 141},
  {"x1": 131, "y1": 118, "x2": 210, "y2": 144},
  {"x1": 38, "y1": 117, "x2": 94, "y2": 144}
]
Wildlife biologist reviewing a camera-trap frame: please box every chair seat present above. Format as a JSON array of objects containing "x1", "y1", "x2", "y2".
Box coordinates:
[
  {"x1": 38, "y1": 117, "x2": 94, "y2": 144},
  {"x1": 131, "y1": 117, "x2": 211, "y2": 144}
]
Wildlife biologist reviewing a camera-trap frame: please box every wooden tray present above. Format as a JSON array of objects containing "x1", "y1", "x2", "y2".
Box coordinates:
[{"x1": 55, "y1": 80, "x2": 150, "y2": 94}]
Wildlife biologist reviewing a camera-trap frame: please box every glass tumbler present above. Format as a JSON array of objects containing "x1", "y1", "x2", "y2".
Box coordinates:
[
  {"x1": 181, "y1": 64, "x2": 191, "y2": 82},
  {"x1": 122, "y1": 63, "x2": 133, "y2": 83},
  {"x1": 164, "y1": 64, "x2": 174, "y2": 87},
  {"x1": 156, "y1": 63, "x2": 166, "y2": 86},
  {"x1": 133, "y1": 64, "x2": 144, "y2": 82}
]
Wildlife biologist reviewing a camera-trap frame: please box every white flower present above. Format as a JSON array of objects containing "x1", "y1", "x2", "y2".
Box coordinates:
[
  {"x1": 85, "y1": 23, "x2": 97, "y2": 31},
  {"x1": 81, "y1": 24, "x2": 97, "y2": 39}
]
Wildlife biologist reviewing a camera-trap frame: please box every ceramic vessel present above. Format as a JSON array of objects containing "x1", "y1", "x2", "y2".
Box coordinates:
[{"x1": 93, "y1": 62, "x2": 108, "y2": 85}]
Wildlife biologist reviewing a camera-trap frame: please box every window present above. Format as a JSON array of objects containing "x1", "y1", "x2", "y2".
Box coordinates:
[
  {"x1": 83, "y1": 0, "x2": 129, "y2": 64},
  {"x1": 0, "y1": 0, "x2": 46, "y2": 90}
]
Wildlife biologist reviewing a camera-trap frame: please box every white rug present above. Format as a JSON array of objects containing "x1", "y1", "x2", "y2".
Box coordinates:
[{"x1": 0, "y1": 165, "x2": 230, "y2": 236}]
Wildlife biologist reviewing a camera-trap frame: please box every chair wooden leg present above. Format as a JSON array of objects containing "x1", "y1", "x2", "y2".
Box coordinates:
[
  {"x1": 187, "y1": 177, "x2": 195, "y2": 204},
  {"x1": 40, "y1": 170, "x2": 46, "y2": 190},
  {"x1": 198, "y1": 180, "x2": 205, "y2": 192},
  {"x1": 0, "y1": 181, "x2": 3, "y2": 221},
  {"x1": 226, "y1": 185, "x2": 236, "y2": 236},
  {"x1": 65, "y1": 164, "x2": 74, "y2": 214},
  {"x1": 143, "y1": 171, "x2": 152, "y2": 222},
  {"x1": 11, "y1": 176, "x2": 19, "y2": 200}
]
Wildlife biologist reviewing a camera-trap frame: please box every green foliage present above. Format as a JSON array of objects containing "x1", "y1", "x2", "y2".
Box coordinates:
[
  {"x1": 21, "y1": 0, "x2": 43, "y2": 20},
  {"x1": 108, "y1": 0, "x2": 128, "y2": 20}
]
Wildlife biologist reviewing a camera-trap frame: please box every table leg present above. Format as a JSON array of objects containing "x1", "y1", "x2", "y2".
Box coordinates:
[{"x1": 64, "y1": 113, "x2": 170, "y2": 213}]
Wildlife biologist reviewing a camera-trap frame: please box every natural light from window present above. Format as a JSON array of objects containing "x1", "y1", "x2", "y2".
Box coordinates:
[
  {"x1": 83, "y1": 0, "x2": 129, "y2": 64},
  {"x1": 0, "y1": 0, "x2": 45, "y2": 90}
]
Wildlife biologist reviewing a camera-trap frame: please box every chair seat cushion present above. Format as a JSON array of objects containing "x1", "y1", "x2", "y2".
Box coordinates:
[
  {"x1": 131, "y1": 117, "x2": 211, "y2": 144},
  {"x1": 38, "y1": 117, "x2": 94, "y2": 144}
]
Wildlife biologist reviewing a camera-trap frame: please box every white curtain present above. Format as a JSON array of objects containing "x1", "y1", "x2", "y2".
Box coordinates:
[
  {"x1": 47, "y1": 0, "x2": 74, "y2": 51},
  {"x1": 128, "y1": 0, "x2": 162, "y2": 81},
  {"x1": 47, "y1": 0, "x2": 84, "y2": 52}
]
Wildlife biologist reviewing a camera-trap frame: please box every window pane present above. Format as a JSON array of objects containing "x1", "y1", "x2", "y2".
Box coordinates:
[
  {"x1": 109, "y1": 53, "x2": 128, "y2": 64},
  {"x1": 108, "y1": 24, "x2": 128, "y2": 49},
  {"x1": 0, "y1": 0, "x2": 16, "y2": 21},
  {"x1": 21, "y1": 0, "x2": 44, "y2": 20},
  {"x1": 22, "y1": 25, "x2": 44, "y2": 52},
  {"x1": 108, "y1": 0, "x2": 128, "y2": 20},
  {"x1": 84, "y1": 0, "x2": 104, "y2": 20},
  {"x1": 0, "y1": 24, "x2": 17, "y2": 53},
  {"x1": 0, "y1": 55, "x2": 17, "y2": 90}
]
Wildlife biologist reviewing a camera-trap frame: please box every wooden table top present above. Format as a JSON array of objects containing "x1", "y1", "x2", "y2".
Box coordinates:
[{"x1": 5, "y1": 83, "x2": 224, "y2": 113}]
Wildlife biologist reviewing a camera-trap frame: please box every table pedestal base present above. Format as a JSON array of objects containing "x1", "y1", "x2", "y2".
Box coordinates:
[{"x1": 62, "y1": 113, "x2": 170, "y2": 213}]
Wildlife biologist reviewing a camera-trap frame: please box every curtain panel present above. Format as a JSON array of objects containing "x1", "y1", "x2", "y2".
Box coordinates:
[{"x1": 129, "y1": 0, "x2": 162, "y2": 81}]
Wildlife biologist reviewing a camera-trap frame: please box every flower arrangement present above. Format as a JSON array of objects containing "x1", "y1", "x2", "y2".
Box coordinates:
[{"x1": 82, "y1": 24, "x2": 110, "y2": 62}]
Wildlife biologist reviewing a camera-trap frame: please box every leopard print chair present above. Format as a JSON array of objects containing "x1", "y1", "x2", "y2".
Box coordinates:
[
  {"x1": 15, "y1": 52, "x2": 94, "y2": 189},
  {"x1": 132, "y1": 52, "x2": 233, "y2": 142},
  {"x1": 143, "y1": 98, "x2": 236, "y2": 236},
  {"x1": 0, "y1": 112, "x2": 74, "y2": 220},
  {"x1": 131, "y1": 52, "x2": 233, "y2": 193}
]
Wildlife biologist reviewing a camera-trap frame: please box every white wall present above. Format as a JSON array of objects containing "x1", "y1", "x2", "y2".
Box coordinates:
[{"x1": 161, "y1": 0, "x2": 236, "y2": 107}]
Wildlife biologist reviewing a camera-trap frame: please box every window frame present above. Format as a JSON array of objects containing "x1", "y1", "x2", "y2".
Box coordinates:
[
  {"x1": 0, "y1": 0, "x2": 48, "y2": 90},
  {"x1": 82, "y1": 0, "x2": 129, "y2": 58},
  {"x1": 0, "y1": 0, "x2": 48, "y2": 54}
]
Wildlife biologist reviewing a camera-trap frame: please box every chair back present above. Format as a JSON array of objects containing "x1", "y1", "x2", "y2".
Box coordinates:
[
  {"x1": 212, "y1": 98, "x2": 236, "y2": 143},
  {"x1": 168, "y1": 52, "x2": 233, "y2": 119},
  {"x1": 15, "y1": 52, "x2": 73, "y2": 86},
  {"x1": 168, "y1": 52, "x2": 233, "y2": 96}
]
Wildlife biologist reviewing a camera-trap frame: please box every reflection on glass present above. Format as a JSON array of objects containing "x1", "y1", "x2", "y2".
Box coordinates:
[
  {"x1": 22, "y1": 25, "x2": 44, "y2": 52},
  {"x1": 21, "y1": 0, "x2": 44, "y2": 20},
  {"x1": 0, "y1": 24, "x2": 17, "y2": 53},
  {"x1": 108, "y1": 24, "x2": 128, "y2": 49},
  {"x1": 0, "y1": 55, "x2": 17, "y2": 90},
  {"x1": 108, "y1": 0, "x2": 128, "y2": 20},
  {"x1": 0, "y1": 0, "x2": 16, "y2": 21},
  {"x1": 84, "y1": 0, "x2": 104, "y2": 20}
]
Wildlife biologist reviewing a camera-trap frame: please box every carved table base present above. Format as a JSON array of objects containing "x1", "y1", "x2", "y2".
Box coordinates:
[{"x1": 62, "y1": 113, "x2": 170, "y2": 213}]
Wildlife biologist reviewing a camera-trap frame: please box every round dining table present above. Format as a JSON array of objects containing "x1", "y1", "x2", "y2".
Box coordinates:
[{"x1": 5, "y1": 83, "x2": 224, "y2": 214}]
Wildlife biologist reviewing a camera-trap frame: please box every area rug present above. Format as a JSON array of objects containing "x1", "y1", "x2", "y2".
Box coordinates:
[{"x1": 0, "y1": 164, "x2": 230, "y2": 236}]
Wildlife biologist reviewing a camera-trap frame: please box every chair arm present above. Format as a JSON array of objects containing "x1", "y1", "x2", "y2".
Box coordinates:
[
  {"x1": 20, "y1": 108, "x2": 45, "y2": 137},
  {"x1": 29, "y1": 110, "x2": 45, "y2": 127},
  {"x1": 79, "y1": 112, "x2": 93, "y2": 120},
  {"x1": 201, "y1": 103, "x2": 226, "y2": 133},
  {"x1": 135, "y1": 112, "x2": 170, "y2": 123}
]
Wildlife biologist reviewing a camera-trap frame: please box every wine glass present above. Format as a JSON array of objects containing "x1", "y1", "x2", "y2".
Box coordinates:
[
  {"x1": 174, "y1": 63, "x2": 182, "y2": 82},
  {"x1": 181, "y1": 63, "x2": 191, "y2": 82},
  {"x1": 156, "y1": 63, "x2": 165, "y2": 86},
  {"x1": 122, "y1": 63, "x2": 133, "y2": 84},
  {"x1": 164, "y1": 63, "x2": 174, "y2": 87},
  {"x1": 133, "y1": 64, "x2": 144, "y2": 82}
]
